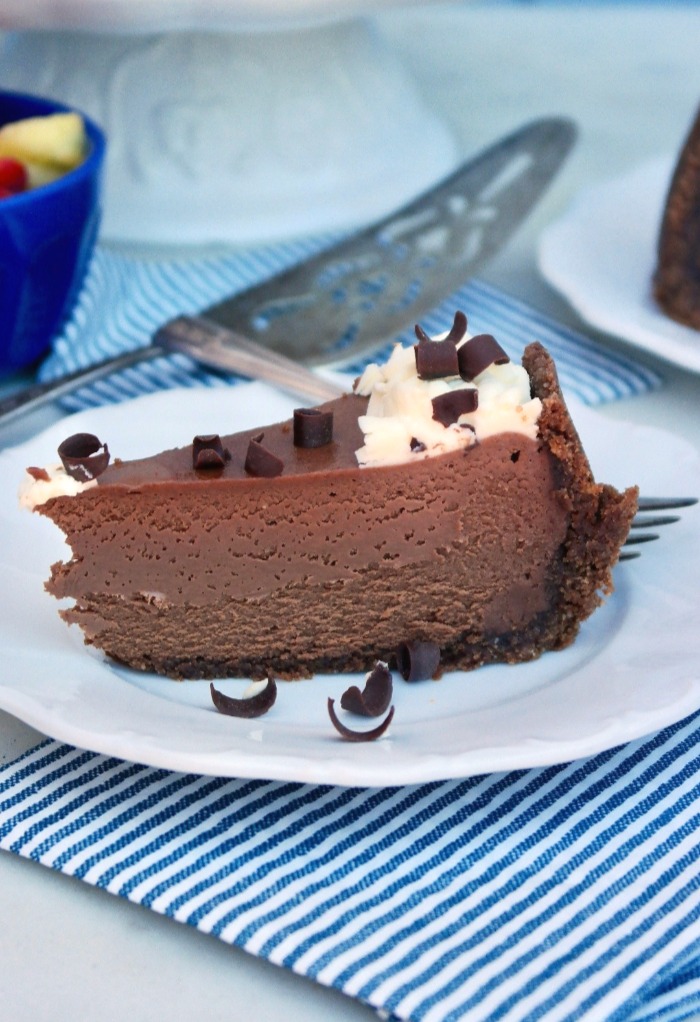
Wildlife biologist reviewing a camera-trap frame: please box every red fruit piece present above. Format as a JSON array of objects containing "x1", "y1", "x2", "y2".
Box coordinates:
[{"x1": 0, "y1": 157, "x2": 28, "y2": 194}]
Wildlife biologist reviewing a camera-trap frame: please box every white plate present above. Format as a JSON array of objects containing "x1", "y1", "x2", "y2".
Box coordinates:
[
  {"x1": 538, "y1": 156, "x2": 700, "y2": 375},
  {"x1": 1, "y1": 385, "x2": 699, "y2": 786}
]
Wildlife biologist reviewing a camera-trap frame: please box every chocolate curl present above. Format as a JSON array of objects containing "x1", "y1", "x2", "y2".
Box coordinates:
[
  {"x1": 444, "y1": 310, "x2": 469, "y2": 345},
  {"x1": 244, "y1": 434, "x2": 284, "y2": 478},
  {"x1": 415, "y1": 310, "x2": 468, "y2": 347},
  {"x1": 413, "y1": 311, "x2": 469, "y2": 380},
  {"x1": 457, "y1": 333, "x2": 510, "y2": 381},
  {"x1": 396, "y1": 640, "x2": 441, "y2": 682},
  {"x1": 193, "y1": 434, "x2": 230, "y2": 470},
  {"x1": 431, "y1": 388, "x2": 478, "y2": 427},
  {"x1": 293, "y1": 408, "x2": 334, "y2": 448},
  {"x1": 414, "y1": 334, "x2": 460, "y2": 380},
  {"x1": 327, "y1": 699, "x2": 395, "y2": 742},
  {"x1": 57, "y1": 433, "x2": 110, "y2": 482},
  {"x1": 210, "y1": 677, "x2": 277, "y2": 718},
  {"x1": 340, "y1": 662, "x2": 393, "y2": 717}
]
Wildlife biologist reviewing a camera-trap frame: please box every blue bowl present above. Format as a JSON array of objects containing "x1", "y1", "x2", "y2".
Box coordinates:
[{"x1": 0, "y1": 90, "x2": 105, "y2": 374}]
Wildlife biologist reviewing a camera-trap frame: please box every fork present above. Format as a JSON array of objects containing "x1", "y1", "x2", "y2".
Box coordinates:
[{"x1": 620, "y1": 496, "x2": 698, "y2": 560}]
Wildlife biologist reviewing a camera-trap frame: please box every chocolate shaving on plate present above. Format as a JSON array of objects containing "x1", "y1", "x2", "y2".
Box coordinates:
[
  {"x1": 57, "y1": 433, "x2": 110, "y2": 482},
  {"x1": 396, "y1": 640, "x2": 441, "y2": 682},
  {"x1": 457, "y1": 333, "x2": 510, "y2": 381},
  {"x1": 210, "y1": 677, "x2": 277, "y2": 718},
  {"x1": 340, "y1": 661, "x2": 393, "y2": 717},
  {"x1": 327, "y1": 698, "x2": 395, "y2": 742},
  {"x1": 244, "y1": 434, "x2": 284, "y2": 478},
  {"x1": 293, "y1": 408, "x2": 334, "y2": 448},
  {"x1": 431, "y1": 389, "x2": 478, "y2": 427},
  {"x1": 193, "y1": 434, "x2": 230, "y2": 470}
]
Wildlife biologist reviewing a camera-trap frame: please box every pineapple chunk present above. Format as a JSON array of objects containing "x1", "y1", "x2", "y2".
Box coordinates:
[
  {"x1": 22, "y1": 160, "x2": 66, "y2": 189},
  {"x1": 0, "y1": 112, "x2": 87, "y2": 171}
]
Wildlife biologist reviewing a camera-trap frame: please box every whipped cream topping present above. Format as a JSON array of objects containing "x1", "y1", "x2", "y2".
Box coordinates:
[
  {"x1": 19, "y1": 463, "x2": 97, "y2": 510},
  {"x1": 354, "y1": 335, "x2": 541, "y2": 468}
]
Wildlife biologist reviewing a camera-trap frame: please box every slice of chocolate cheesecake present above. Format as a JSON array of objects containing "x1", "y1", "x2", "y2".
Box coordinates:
[{"x1": 22, "y1": 318, "x2": 637, "y2": 680}]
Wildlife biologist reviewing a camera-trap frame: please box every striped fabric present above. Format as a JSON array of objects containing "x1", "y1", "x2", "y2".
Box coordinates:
[
  {"x1": 1, "y1": 712, "x2": 699, "y2": 1022},
  {"x1": 39, "y1": 243, "x2": 661, "y2": 411}
]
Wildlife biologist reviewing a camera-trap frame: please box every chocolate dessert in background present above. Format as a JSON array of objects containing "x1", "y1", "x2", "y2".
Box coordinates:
[{"x1": 654, "y1": 104, "x2": 700, "y2": 330}]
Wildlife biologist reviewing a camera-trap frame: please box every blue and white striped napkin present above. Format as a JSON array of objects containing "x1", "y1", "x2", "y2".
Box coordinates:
[
  {"x1": 5, "y1": 242, "x2": 695, "y2": 1022},
  {"x1": 1, "y1": 712, "x2": 699, "y2": 1022}
]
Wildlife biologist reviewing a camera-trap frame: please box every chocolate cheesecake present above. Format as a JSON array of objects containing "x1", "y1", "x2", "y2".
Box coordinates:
[
  {"x1": 22, "y1": 321, "x2": 637, "y2": 681},
  {"x1": 654, "y1": 104, "x2": 700, "y2": 329}
]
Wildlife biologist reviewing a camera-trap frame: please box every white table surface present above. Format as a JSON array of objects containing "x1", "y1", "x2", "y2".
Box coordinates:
[{"x1": 2, "y1": 4, "x2": 700, "y2": 1020}]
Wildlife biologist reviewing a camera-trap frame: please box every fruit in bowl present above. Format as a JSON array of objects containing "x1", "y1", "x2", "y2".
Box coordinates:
[
  {"x1": 0, "y1": 92, "x2": 105, "y2": 373},
  {"x1": 0, "y1": 111, "x2": 88, "y2": 195},
  {"x1": 0, "y1": 156, "x2": 29, "y2": 197}
]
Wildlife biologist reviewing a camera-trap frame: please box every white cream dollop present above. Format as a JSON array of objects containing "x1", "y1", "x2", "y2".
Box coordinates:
[
  {"x1": 19, "y1": 463, "x2": 97, "y2": 510},
  {"x1": 354, "y1": 334, "x2": 541, "y2": 467}
]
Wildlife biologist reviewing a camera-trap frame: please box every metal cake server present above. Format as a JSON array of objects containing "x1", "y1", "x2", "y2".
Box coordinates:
[{"x1": 0, "y1": 117, "x2": 576, "y2": 424}]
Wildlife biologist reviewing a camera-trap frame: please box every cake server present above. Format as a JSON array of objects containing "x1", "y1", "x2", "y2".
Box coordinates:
[{"x1": 0, "y1": 116, "x2": 576, "y2": 423}]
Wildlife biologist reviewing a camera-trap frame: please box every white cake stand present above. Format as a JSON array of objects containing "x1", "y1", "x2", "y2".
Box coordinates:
[{"x1": 0, "y1": 1, "x2": 457, "y2": 247}]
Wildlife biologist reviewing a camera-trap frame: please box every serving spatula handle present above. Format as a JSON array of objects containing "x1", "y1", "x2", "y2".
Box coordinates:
[
  {"x1": 155, "y1": 315, "x2": 345, "y2": 404},
  {"x1": 0, "y1": 346, "x2": 162, "y2": 426}
]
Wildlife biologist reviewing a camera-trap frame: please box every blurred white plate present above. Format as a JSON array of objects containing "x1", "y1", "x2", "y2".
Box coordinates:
[
  {"x1": 539, "y1": 157, "x2": 700, "y2": 374},
  {"x1": 1, "y1": 385, "x2": 699, "y2": 785}
]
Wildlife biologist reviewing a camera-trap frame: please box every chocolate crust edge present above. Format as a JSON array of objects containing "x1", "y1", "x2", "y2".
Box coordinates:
[{"x1": 524, "y1": 341, "x2": 638, "y2": 651}]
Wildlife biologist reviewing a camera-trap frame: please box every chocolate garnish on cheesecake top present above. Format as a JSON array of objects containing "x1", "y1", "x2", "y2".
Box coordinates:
[
  {"x1": 414, "y1": 332, "x2": 460, "y2": 380},
  {"x1": 293, "y1": 408, "x2": 334, "y2": 448},
  {"x1": 192, "y1": 434, "x2": 230, "y2": 470},
  {"x1": 413, "y1": 310, "x2": 468, "y2": 380},
  {"x1": 431, "y1": 388, "x2": 478, "y2": 427},
  {"x1": 458, "y1": 333, "x2": 510, "y2": 381},
  {"x1": 244, "y1": 433, "x2": 284, "y2": 478},
  {"x1": 57, "y1": 433, "x2": 110, "y2": 482}
]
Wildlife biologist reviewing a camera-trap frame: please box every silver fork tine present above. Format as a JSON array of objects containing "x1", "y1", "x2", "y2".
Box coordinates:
[
  {"x1": 620, "y1": 495, "x2": 697, "y2": 560},
  {"x1": 629, "y1": 514, "x2": 680, "y2": 529},
  {"x1": 636, "y1": 496, "x2": 698, "y2": 511},
  {"x1": 624, "y1": 532, "x2": 660, "y2": 547}
]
